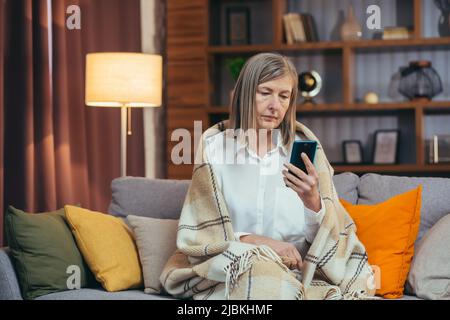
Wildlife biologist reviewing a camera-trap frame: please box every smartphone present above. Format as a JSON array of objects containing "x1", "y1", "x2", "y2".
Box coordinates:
[{"x1": 289, "y1": 140, "x2": 318, "y2": 173}]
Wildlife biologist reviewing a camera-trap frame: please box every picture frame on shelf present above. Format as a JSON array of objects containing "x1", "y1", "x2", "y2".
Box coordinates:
[
  {"x1": 226, "y1": 6, "x2": 251, "y2": 45},
  {"x1": 372, "y1": 129, "x2": 400, "y2": 164},
  {"x1": 342, "y1": 140, "x2": 364, "y2": 164}
]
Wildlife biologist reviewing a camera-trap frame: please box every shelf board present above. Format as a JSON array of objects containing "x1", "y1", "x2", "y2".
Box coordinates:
[
  {"x1": 297, "y1": 101, "x2": 447, "y2": 113},
  {"x1": 278, "y1": 41, "x2": 343, "y2": 51},
  {"x1": 351, "y1": 102, "x2": 416, "y2": 109},
  {"x1": 352, "y1": 101, "x2": 450, "y2": 110},
  {"x1": 333, "y1": 164, "x2": 450, "y2": 173},
  {"x1": 296, "y1": 103, "x2": 343, "y2": 111},
  {"x1": 298, "y1": 102, "x2": 416, "y2": 113},
  {"x1": 207, "y1": 44, "x2": 274, "y2": 53},
  {"x1": 207, "y1": 102, "x2": 450, "y2": 115},
  {"x1": 349, "y1": 37, "x2": 450, "y2": 50},
  {"x1": 207, "y1": 37, "x2": 450, "y2": 54},
  {"x1": 422, "y1": 101, "x2": 450, "y2": 113},
  {"x1": 422, "y1": 101, "x2": 450, "y2": 107},
  {"x1": 207, "y1": 104, "x2": 345, "y2": 114}
]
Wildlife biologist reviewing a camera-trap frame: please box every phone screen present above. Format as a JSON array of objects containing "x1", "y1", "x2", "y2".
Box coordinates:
[{"x1": 289, "y1": 140, "x2": 317, "y2": 173}]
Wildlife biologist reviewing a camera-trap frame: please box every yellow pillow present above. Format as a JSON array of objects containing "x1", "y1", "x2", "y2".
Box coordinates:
[
  {"x1": 340, "y1": 185, "x2": 422, "y2": 299},
  {"x1": 64, "y1": 205, "x2": 143, "y2": 292}
]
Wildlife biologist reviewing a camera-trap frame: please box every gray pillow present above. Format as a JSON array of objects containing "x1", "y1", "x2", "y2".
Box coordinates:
[
  {"x1": 127, "y1": 215, "x2": 178, "y2": 294},
  {"x1": 109, "y1": 177, "x2": 190, "y2": 219},
  {"x1": 357, "y1": 173, "x2": 450, "y2": 244},
  {"x1": 332, "y1": 172, "x2": 359, "y2": 204},
  {"x1": 406, "y1": 214, "x2": 450, "y2": 300}
]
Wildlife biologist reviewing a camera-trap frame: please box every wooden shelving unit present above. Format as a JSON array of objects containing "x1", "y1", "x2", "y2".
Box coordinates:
[
  {"x1": 209, "y1": 101, "x2": 450, "y2": 114},
  {"x1": 208, "y1": 36, "x2": 450, "y2": 53},
  {"x1": 167, "y1": 0, "x2": 450, "y2": 179}
]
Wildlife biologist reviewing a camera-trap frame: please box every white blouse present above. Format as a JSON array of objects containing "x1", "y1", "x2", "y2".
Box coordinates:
[{"x1": 204, "y1": 130, "x2": 325, "y2": 253}]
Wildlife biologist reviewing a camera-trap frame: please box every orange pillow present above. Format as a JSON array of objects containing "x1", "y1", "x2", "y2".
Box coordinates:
[{"x1": 340, "y1": 185, "x2": 422, "y2": 299}]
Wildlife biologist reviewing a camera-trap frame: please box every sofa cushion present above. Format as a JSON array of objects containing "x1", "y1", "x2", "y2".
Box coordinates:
[
  {"x1": 357, "y1": 173, "x2": 450, "y2": 244},
  {"x1": 65, "y1": 205, "x2": 143, "y2": 292},
  {"x1": 4, "y1": 206, "x2": 94, "y2": 300},
  {"x1": 406, "y1": 213, "x2": 450, "y2": 299},
  {"x1": 332, "y1": 172, "x2": 359, "y2": 204},
  {"x1": 35, "y1": 288, "x2": 174, "y2": 300},
  {"x1": 0, "y1": 248, "x2": 23, "y2": 300},
  {"x1": 340, "y1": 185, "x2": 422, "y2": 299},
  {"x1": 109, "y1": 177, "x2": 190, "y2": 219},
  {"x1": 127, "y1": 215, "x2": 178, "y2": 294}
]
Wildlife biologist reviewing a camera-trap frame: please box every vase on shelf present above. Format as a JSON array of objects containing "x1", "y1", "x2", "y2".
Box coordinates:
[
  {"x1": 340, "y1": 5, "x2": 362, "y2": 41},
  {"x1": 435, "y1": 0, "x2": 450, "y2": 37}
]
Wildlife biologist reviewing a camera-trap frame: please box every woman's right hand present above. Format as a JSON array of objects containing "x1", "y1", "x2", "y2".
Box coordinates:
[{"x1": 240, "y1": 234, "x2": 303, "y2": 270}]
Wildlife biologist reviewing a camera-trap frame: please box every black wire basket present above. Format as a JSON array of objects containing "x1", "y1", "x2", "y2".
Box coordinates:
[{"x1": 398, "y1": 61, "x2": 443, "y2": 100}]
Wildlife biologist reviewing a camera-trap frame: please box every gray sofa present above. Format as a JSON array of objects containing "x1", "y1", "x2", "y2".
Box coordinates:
[{"x1": 1, "y1": 172, "x2": 450, "y2": 300}]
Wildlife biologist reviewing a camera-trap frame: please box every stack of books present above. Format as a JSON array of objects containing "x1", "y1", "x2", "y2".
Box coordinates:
[
  {"x1": 382, "y1": 27, "x2": 413, "y2": 40},
  {"x1": 283, "y1": 13, "x2": 319, "y2": 44},
  {"x1": 428, "y1": 135, "x2": 450, "y2": 164}
]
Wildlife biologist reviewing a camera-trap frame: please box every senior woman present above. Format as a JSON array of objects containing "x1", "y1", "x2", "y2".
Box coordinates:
[
  {"x1": 204, "y1": 52, "x2": 324, "y2": 271},
  {"x1": 161, "y1": 53, "x2": 375, "y2": 300}
]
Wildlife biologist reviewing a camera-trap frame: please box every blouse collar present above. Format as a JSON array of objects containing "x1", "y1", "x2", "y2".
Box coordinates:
[{"x1": 233, "y1": 129, "x2": 289, "y2": 158}]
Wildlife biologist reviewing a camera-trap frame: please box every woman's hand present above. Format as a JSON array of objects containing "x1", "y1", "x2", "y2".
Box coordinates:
[
  {"x1": 282, "y1": 152, "x2": 321, "y2": 213},
  {"x1": 240, "y1": 234, "x2": 303, "y2": 270}
]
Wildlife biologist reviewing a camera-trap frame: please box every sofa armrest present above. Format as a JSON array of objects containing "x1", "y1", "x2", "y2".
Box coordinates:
[{"x1": 0, "y1": 248, "x2": 23, "y2": 300}]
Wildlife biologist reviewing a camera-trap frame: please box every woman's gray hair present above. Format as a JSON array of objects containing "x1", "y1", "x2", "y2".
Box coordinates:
[{"x1": 229, "y1": 52, "x2": 298, "y2": 147}]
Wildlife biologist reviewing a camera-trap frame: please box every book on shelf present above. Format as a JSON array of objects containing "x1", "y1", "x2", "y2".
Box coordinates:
[
  {"x1": 282, "y1": 14, "x2": 294, "y2": 44},
  {"x1": 302, "y1": 13, "x2": 319, "y2": 42},
  {"x1": 428, "y1": 135, "x2": 450, "y2": 164},
  {"x1": 283, "y1": 12, "x2": 319, "y2": 44},
  {"x1": 289, "y1": 13, "x2": 306, "y2": 43},
  {"x1": 382, "y1": 27, "x2": 413, "y2": 40}
]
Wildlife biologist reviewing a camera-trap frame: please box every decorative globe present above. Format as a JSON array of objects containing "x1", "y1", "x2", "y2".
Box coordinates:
[{"x1": 298, "y1": 71, "x2": 322, "y2": 103}]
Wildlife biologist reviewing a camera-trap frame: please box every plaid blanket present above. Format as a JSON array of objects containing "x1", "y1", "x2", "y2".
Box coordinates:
[{"x1": 160, "y1": 120, "x2": 376, "y2": 300}]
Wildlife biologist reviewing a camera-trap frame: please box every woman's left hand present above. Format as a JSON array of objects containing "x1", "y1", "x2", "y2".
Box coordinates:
[{"x1": 282, "y1": 152, "x2": 321, "y2": 213}]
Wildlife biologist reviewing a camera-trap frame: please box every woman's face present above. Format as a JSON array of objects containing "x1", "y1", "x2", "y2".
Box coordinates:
[{"x1": 255, "y1": 74, "x2": 293, "y2": 131}]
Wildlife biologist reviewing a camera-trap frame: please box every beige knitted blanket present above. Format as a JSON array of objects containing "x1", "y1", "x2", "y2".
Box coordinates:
[{"x1": 160, "y1": 120, "x2": 376, "y2": 300}]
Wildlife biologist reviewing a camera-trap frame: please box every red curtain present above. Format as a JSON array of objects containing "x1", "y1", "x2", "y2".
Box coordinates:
[{"x1": 0, "y1": 0, "x2": 145, "y2": 246}]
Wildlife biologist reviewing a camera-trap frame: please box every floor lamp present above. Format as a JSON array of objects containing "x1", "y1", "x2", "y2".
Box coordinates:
[{"x1": 85, "y1": 53, "x2": 162, "y2": 177}]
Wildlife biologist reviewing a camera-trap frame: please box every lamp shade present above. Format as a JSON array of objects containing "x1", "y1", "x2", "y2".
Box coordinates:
[{"x1": 85, "y1": 53, "x2": 162, "y2": 107}]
